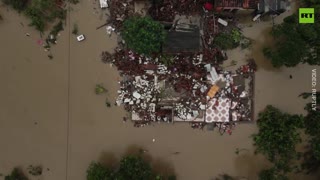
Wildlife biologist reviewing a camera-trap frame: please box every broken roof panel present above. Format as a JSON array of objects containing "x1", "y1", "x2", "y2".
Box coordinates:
[
  {"x1": 214, "y1": 0, "x2": 259, "y2": 9},
  {"x1": 163, "y1": 25, "x2": 200, "y2": 53}
]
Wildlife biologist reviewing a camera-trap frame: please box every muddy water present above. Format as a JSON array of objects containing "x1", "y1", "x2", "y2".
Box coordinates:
[
  {"x1": 0, "y1": 1, "x2": 319, "y2": 180},
  {"x1": 0, "y1": 4, "x2": 69, "y2": 180}
]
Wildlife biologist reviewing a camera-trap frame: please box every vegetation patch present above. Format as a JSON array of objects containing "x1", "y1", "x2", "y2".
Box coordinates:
[
  {"x1": 95, "y1": 84, "x2": 107, "y2": 95},
  {"x1": 5, "y1": 168, "x2": 28, "y2": 180},
  {"x1": 72, "y1": 23, "x2": 79, "y2": 35},
  {"x1": 300, "y1": 92, "x2": 320, "y2": 173},
  {"x1": 87, "y1": 155, "x2": 176, "y2": 180},
  {"x1": 263, "y1": 0, "x2": 320, "y2": 67},
  {"x1": 122, "y1": 16, "x2": 166, "y2": 55},
  {"x1": 2, "y1": 0, "x2": 28, "y2": 12},
  {"x1": 24, "y1": 0, "x2": 67, "y2": 33},
  {"x1": 214, "y1": 28, "x2": 242, "y2": 50},
  {"x1": 253, "y1": 105, "x2": 304, "y2": 179}
]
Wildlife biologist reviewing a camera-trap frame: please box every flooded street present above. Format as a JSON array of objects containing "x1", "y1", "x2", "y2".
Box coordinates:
[{"x1": 0, "y1": 1, "x2": 318, "y2": 180}]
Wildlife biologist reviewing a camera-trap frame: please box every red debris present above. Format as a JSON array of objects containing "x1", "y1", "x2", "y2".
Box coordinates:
[{"x1": 204, "y1": 2, "x2": 213, "y2": 10}]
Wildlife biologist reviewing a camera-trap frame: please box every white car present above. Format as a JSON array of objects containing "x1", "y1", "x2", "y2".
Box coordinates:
[{"x1": 77, "y1": 34, "x2": 85, "y2": 42}]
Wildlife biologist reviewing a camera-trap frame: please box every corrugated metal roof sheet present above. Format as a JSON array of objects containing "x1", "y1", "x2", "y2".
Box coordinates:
[{"x1": 214, "y1": 0, "x2": 259, "y2": 9}]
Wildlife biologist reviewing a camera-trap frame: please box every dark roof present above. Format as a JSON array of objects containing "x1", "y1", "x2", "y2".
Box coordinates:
[
  {"x1": 214, "y1": 0, "x2": 260, "y2": 9},
  {"x1": 163, "y1": 25, "x2": 200, "y2": 53},
  {"x1": 257, "y1": 0, "x2": 288, "y2": 13}
]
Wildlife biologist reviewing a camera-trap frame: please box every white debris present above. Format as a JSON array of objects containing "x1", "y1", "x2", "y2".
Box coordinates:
[{"x1": 133, "y1": 91, "x2": 141, "y2": 99}]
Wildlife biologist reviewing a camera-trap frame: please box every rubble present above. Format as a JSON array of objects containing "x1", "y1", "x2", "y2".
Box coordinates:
[
  {"x1": 100, "y1": 1, "x2": 256, "y2": 130},
  {"x1": 109, "y1": 0, "x2": 134, "y2": 30},
  {"x1": 104, "y1": 46, "x2": 255, "y2": 128}
]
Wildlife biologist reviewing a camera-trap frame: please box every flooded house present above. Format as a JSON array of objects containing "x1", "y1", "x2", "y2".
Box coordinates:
[{"x1": 214, "y1": 0, "x2": 289, "y2": 15}]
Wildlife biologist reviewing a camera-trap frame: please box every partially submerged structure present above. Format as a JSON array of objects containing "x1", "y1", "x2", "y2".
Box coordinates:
[
  {"x1": 214, "y1": 0, "x2": 289, "y2": 16},
  {"x1": 103, "y1": 1, "x2": 257, "y2": 130},
  {"x1": 163, "y1": 24, "x2": 201, "y2": 53}
]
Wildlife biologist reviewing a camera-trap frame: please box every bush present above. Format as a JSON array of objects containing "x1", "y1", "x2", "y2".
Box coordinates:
[
  {"x1": 5, "y1": 168, "x2": 28, "y2": 180},
  {"x1": 95, "y1": 84, "x2": 107, "y2": 95},
  {"x1": 263, "y1": 12, "x2": 320, "y2": 67},
  {"x1": 68, "y1": 0, "x2": 79, "y2": 4},
  {"x1": 258, "y1": 168, "x2": 288, "y2": 180},
  {"x1": 253, "y1": 105, "x2": 304, "y2": 162},
  {"x1": 87, "y1": 155, "x2": 176, "y2": 180},
  {"x1": 72, "y1": 23, "x2": 79, "y2": 35},
  {"x1": 214, "y1": 28, "x2": 242, "y2": 50},
  {"x1": 122, "y1": 16, "x2": 166, "y2": 55},
  {"x1": 25, "y1": 7, "x2": 46, "y2": 32},
  {"x1": 87, "y1": 163, "x2": 113, "y2": 180},
  {"x1": 2, "y1": 0, "x2": 28, "y2": 12},
  {"x1": 117, "y1": 156, "x2": 153, "y2": 180}
]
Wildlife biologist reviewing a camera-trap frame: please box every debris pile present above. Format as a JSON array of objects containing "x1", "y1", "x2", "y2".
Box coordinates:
[
  {"x1": 109, "y1": 0, "x2": 134, "y2": 29},
  {"x1": 99, "y1": 1, "x2": 256, "y2": 130},
  {"x1": 102, "y1": 46, "x2": 255, "y2": 128},
  {"x1": 236, "y1": 59, "x2": 257, "y2": 77},
  {"x1": 149, "y1": 0, "x2": 207, "y2": 22}
]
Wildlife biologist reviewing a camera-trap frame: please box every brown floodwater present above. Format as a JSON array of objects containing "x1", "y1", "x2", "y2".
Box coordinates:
[{"x1": 0, "y1": 1, "x2": 319, "y2": 180}]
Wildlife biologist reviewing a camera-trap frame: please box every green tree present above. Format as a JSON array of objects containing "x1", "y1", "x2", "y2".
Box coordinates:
[
  {"x1": 5, "y1": 168, "x2": 28, "y2": 180},
  {"x1": 87, "y1": 162, "x2": 113, "y2": 180},
  {"x1": 122, "y1": 16, "x2": 166, "y2": 55},
  {"x1": 301, "y1": 92, "x2": 320, "y2": 173},
  {"x1": 253, "y1": 105, "x2": 304, "y2": 163},
  {"x1": 116, "y1": 156, "x2": 153, "y2": 180},
  {"x1": 263, "y1": 2, "x2": 320, "y2": 67},
  {"x1": 258, "y1": 168, "x2": 288, "y2": 180},
  {"x1": 214, "y1": 28, "x2": 242, "y2": 50},
  {"x1": 25, "y1": 7, "x2": 46, "y2": 32},
  {"x1": 87, "y1": 154, "x2": 175, "y2": 180},
  {"x1": 2, "y1": 0, "x2": 28, "y2": 12}
]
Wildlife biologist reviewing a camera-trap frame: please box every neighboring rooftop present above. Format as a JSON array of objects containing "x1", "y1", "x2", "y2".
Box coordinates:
[
  {"x1": 214, "y1": 0, "x2": 260, "y2": 9},
  {"x1": 163, "y1": 15, "x2": 201, "y2": 53},
  {"x1": 163, "y1": 25, "x2": 201, "y2": 53}
]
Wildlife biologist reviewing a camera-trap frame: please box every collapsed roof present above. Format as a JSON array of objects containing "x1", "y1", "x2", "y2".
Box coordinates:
[
  {"x1": 214, "y1": 0, "x2": 260, "y2": 9},
  {"x1": 163, "y1": 24, "x2": 201, "y2": 53}
]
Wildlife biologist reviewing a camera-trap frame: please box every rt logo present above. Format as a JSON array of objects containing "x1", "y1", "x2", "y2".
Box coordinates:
[{"x1": 299, "y1": 8, "x2": 314, "y2": 23}]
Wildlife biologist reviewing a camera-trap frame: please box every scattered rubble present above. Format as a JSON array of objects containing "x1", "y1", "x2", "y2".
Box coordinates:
[
  {"x1": 109, "y1": 0, "x2": 134, "y2": 29},
  {"x1": 100, "y1": 1, "x2": 256, "y2": 131}
]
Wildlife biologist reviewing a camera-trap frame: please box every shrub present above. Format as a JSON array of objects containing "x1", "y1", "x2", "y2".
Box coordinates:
[{"x1": 122, "y1": 16, "x2": 166, "y2": 55}]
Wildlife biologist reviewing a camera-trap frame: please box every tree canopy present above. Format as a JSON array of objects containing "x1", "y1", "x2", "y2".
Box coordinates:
[
  {"x1": 301, "y1": 92, "x2": 320, "y2": 173},
  {"x1": 2, "y1": 0, "x2": 28, "y2": 12},
  {"x1": 87, "y1": 162, "x2": 113, "y2": 180},
  {"x1": 263, "y1": 1, "x2": 320, "y2": 67},
  {"x1": 2, "y1": 0, "x2": 67, "y2": 33},
  {"x1": 5, "y1": 168, "x2": 28, "y2": 180},
  {"x1": 116, "y1": 156, "x2": 153, "y2": 180},
  {"x1": 121, "y1": 16, "x2": 166, "y2": 55},
  {"x1": 214, "y1": 28, "x2": 242, "y2": 50},
  {"x1": 253, "y1": 105, "x2": 304, "y2": 179},
  {"x1": 258, "y1": 168, "x2": 288, "y2": 180},
  {"x1": 253, "y1": 105, "x2": 304, "y2": 162},
  {"x1": 87, "y1": 155, "x2": 176, "y2": 180}
]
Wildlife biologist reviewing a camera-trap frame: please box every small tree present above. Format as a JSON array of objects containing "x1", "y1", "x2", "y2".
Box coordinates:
[
  {"x1": 263, "y1": 10, "x2": 320, "y2": 67},
  {"x1": 95, "y1": 84, "x2": 107, "y2": 95},
  {"x1": 214, "y1": 28, "x2": 242, "y2": 50},
  {"x1": 116, "y1": 155, "x2": 153, "y2": 180},
  {"x1": 5, "y1": 168, "x2": 28, "y2": 180},
  {"x1": 301, "y1": 92, "x2": 320, "y2": 173},
  {"x1": 253, "y1": 105, "x2": 304, "y2": 162},
  {"x1": 2, "y1": 0, "x2": 28, "y2": 12},
  {"x1": 122, "y1": 16, "x2": 166, "y2": 55},
  {"x1": 87, "y1": 162, "x2": 113, "y2": 180},
  {"x1": 87, "y1": 154, "x2": 176, "y2": 180},
  {"x1": 252, "y1": 105, "x2": 304, "y2": 178},
  {"x1": 258, "y1": 168, "x2": 288, "y2": 180}
]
